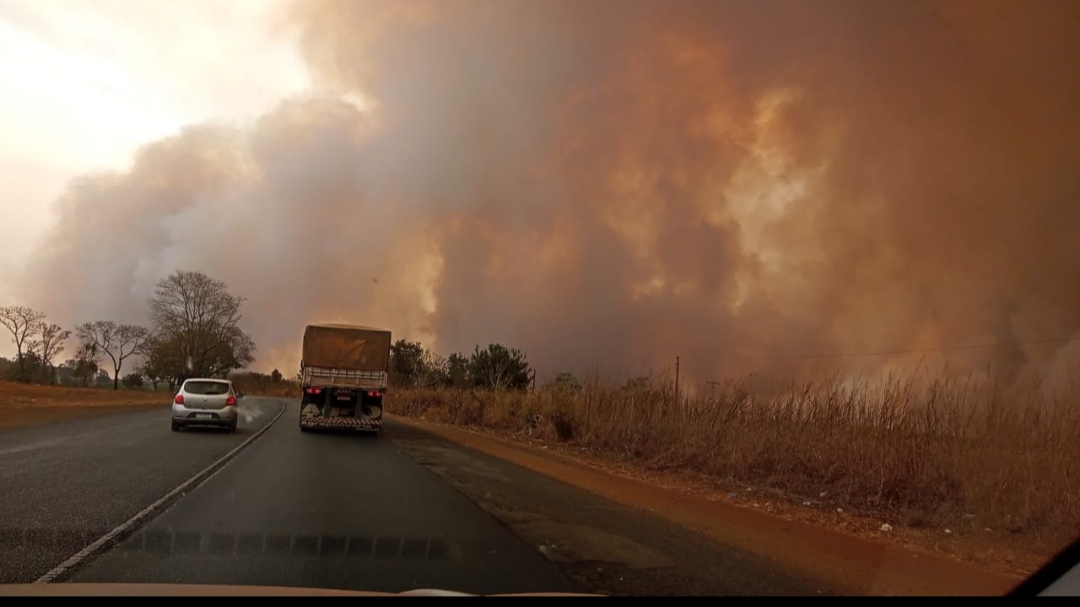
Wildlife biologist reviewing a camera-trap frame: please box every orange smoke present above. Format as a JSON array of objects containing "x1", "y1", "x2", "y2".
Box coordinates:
[{"x1": 18, "y1": 0, "x2": 1080, "y2": 386}]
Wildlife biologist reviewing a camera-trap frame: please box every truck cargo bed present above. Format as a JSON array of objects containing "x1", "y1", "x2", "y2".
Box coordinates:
[{"x1": 302, "y1": 325, "x2": 391, "y2": 371}]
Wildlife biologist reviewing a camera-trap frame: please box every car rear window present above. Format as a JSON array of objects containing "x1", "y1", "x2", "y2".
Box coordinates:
[{"x1": 184, "y1": 381, "x2": 231, "y2": 395}]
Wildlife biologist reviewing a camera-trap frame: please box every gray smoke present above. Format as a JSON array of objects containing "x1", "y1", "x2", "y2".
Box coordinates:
[{"x1": 17, "y1": 0, "x2": 1080, "y2": 387}]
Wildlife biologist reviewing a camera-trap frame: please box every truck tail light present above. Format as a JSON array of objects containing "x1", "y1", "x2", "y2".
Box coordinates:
[
  {"x1": 226, "y1": 396, "x2": 237, "y2": 406},
  {"x1": 174, "y1": 394, "x2": 184, "y2": 405},
  {"x1": 305, "y1": 387, "x2": 322, "y2": 395},
  {"x1": 367, "y1": 390, "x2": 381, "y2": 398}
]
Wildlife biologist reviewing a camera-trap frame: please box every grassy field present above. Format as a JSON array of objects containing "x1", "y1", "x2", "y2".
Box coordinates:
[
  {"x1": 0, "y1": 381, "x2": 170, "y2": 429},
  {"x1": 382, "y1": 372, "x2": 1080, "y2": 569}
]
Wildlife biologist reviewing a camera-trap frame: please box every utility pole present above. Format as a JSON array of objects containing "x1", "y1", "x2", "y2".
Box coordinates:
[
  {"x1": 707, "y1": 380, "x2": 722, "y2": 400},
  {"x1": 530, "y1": 369, "x2": 536, "y2": 391},
  {"x1": 674, "y1": 356, "x2": 680, "y2": 403}
]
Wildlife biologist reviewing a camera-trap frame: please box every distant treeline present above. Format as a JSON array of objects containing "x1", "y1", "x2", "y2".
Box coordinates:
[{"x1": 1, "y1": 270, "x2": 254, "y2": 391}]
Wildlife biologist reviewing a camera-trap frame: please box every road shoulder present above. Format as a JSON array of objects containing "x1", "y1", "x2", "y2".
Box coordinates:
[
  {"x1": 387, "y1": 420, "x2": 834, "y2": 596},
  {"x1": 387, "y1": 414, "x2": 1021, "y2": 596}
]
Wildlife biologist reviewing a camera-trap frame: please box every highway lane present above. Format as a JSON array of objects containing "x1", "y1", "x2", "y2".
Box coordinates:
[
  {"x1": 67, "y1": 401, "x2": 579, "y2": 594},
  {"x1": 0, "y1": 397, "x2": 284, "y2": 584},
  {"x1": 3, "y1": 397, "x2": 831, "y2": 595}
]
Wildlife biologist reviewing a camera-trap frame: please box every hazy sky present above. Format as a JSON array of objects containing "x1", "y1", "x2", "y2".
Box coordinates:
[
  {"x1": 0, "y1": 0, "x2": 308, "y2": 310},
  {"x1": 2, "y1": 0, "x2": 1078, "y2": 387}
]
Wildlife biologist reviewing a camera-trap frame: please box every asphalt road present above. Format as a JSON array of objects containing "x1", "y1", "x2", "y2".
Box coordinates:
[
  {"x1": 0, "y1": 397, "x2": 831, "y2": 595},
  {"x1": 0, "y1": 398, "x2": 281, "y2": 585}
]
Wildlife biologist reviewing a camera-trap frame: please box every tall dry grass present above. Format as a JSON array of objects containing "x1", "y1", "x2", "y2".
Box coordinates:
[
  {"x1": 387, "y1": 371, "x2": 1080, "y2": 549},
  {"x1": 229, "y1": 374, "x2": 300, "y2": 398}
]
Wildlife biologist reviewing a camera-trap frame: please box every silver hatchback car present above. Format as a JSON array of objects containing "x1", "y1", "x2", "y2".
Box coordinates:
[{"x1": 171, "y1": 378, "x2": 242, "y2": 433}]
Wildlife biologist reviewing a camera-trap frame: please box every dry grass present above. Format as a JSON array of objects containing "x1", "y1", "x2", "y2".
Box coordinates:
[
  {"x1": 0, "y1": 381, "x2": 171, "y2": 429},
  {"x1": 387, "y1": 372, "x2": 1080, "y2": 559},
  {"x1": 0, "y1": 381, "x2": 169, "y2": 409}
]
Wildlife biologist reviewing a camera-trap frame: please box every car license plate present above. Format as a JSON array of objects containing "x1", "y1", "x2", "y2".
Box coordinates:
[{"x1": 195, "y1": 413, "x2": 212, "y2": 419}]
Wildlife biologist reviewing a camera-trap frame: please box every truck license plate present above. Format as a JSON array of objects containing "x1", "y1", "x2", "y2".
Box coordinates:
[
  {"x1": 336, "y1": 394, "x2": 352, "y2": 401},
  {"x1": 196, "y1": 413, "x2": 212, "y2": 419}
]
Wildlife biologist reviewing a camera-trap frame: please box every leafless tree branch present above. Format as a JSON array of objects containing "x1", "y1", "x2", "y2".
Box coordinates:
[
  {"x1": 34, "y1": 322, "x2": 72, "y2": 384},
  {"x1": 0, "y1": 306, "x2": 46, "y2": 381},
  {"x1": 75, "y1": 320, "x2": 150, "y2": 390}
]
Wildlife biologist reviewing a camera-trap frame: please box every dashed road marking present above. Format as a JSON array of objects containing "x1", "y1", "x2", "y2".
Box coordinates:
[{"x1": 33, "y1": 400, "x2": 288, "y2": 584}]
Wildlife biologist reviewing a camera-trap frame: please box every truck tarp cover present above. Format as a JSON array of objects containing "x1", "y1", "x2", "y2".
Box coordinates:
[{"x1": 303, "y1": 324, "x2": 391, "y2": 371}]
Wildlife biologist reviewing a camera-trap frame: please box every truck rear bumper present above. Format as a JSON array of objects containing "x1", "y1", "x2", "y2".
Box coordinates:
[{"x1": 299, "y1": 416, "x2": 382, "y2": 432}]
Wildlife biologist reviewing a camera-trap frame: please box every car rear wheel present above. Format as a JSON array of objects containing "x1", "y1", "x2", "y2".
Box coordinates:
[
  {"x1": 229, "y1": 421, "x2": 237, "y2": 433},
  {"x1": 171, "y1": 421, "x2": 181, "y2": 432}
]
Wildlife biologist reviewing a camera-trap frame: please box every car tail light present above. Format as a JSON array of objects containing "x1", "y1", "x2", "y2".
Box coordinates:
[
  {"x1": 174, "y1": 394, "x2": 184, "y2": 405},
  {"x1": 226, "y1": 396, "x2": 237, "y2": 406}
]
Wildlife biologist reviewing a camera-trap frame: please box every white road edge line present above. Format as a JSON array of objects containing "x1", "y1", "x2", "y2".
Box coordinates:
[{"x1": 32, "y1": 400, "x2": 289, "y2": 584}]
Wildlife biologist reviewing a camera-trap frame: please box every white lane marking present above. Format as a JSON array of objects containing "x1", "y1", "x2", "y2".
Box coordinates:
[{"x1": 33, "y1": 400, "x2": 288, "y2": 584}]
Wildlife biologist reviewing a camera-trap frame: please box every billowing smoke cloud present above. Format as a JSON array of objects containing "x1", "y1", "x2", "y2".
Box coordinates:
[{"x1": 17, "y1": 0, "x2": 1080, "y2": 387}]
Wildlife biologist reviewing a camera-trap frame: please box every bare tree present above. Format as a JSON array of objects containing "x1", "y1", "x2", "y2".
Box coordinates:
[
  {"x1": 149, "y1": 270, "x2": 254, "y2": 378},
  {"x1": 75, "y1": 321, "x2": 150, "y2": 390},
  {"x1": 141, "y1": 334, "x2": 186, "y2": 392},
  {"x1": 204, "y1": 326, "x2": 255, "y2": 378},
  {"x1": 415, "y1": 350, "x2": 448, "y2": 388},
  {"x1": 33, "y1": 322, "x2": 72, "y2": 384},
  {"x1": 0, "y1": 306, "x2": 46, "y2": 382},
  {"x1": 70, "y1": 341, "x2": 100, "y2": 388}
]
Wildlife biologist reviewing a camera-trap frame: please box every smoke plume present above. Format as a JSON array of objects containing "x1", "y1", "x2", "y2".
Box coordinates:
[{"x1": 17, "y1": 0, "x2": 1080, "y2": 386}]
